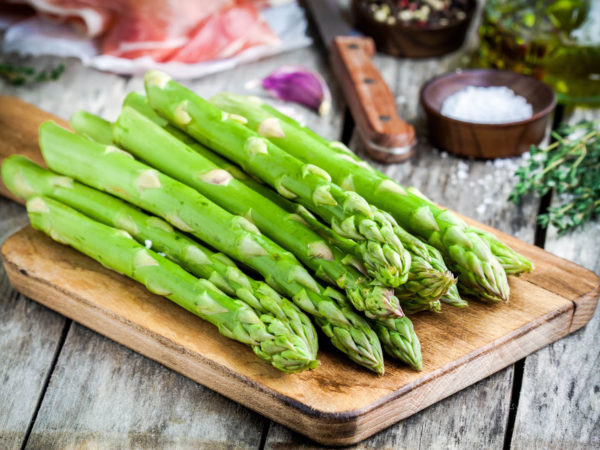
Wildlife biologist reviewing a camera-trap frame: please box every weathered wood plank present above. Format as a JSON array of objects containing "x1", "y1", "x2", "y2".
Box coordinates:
[
  {"x1": 0, "y1": 53, "x2": 132, "y2": 449},
  {"x1": 265, "y1": 370, "x2": 513, "y2": 450},
  {"x1": 0, "y1": 198, "x2": 66, "y2": 449},
  {"x1": 27, "y1": 324, "x2": 267, "y2": 449},
  {"x1": 5, "y1": 217, "x2": 592, "y2": 446},
  {"x1": 511, "y1": 108, "x2": 600, "y2": 450},
  {"x1": 266, "y1": 6, "x2": 539, "y2": 444},
  {"x1": 8, "y1": 46, "x2": 345, "y2": 447}
]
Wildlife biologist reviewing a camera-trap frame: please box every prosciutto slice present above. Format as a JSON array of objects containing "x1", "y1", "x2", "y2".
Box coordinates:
[
  {"x1": 169, "y1": 1, "x2": 279, "y2": 63},
  {"x1": 0, "y1": 0, "x2": 279, "y2": 62},
  {"x1": 1, "y1": 0, "x2": 118, "y2": 36}
]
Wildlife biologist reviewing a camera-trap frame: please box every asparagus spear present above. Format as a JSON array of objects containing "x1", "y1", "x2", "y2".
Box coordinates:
[
  {"x1": 113, "y1": 106, "x2": 404, "y2": 319},
  {"x1": 70, "y1": 106, "x2": 423, "y2": 370},
  {"x1": 374, "y1": 315, "x2": 422, "y2": 370},
  {"x1": 70, "y1": 102, "x2": 403, "y2": 320},
  {"x1": 120, "y1": 94, "x2": 453, "y2": 313},
  {"x1": 210, "y1": 93, "x2": 522, "y2": 302},
  {"x1": 70, "y1": 110, "x2": 114, "y2": 145},
  {"x1": 38, "y1": 121, "x2": 385, "y2": 374},
  {"x1": 22, "y1": 195, "x2": 317, "y2": 373},
  {"x1": 468, "y1": 227, "x2": 534, "y2": 275},
  {"x1": 70, "y1": 101, "x2": 456, "y2": 312},
  {"x1": 143, "y1": 71, "x2": 411, "y2": 289},
  {"x1": 2, "y1": 154, "x2": 319, "y2": 361},
  {"x1": 442, "y1": 284, "x2": 469, "y2": 308}
]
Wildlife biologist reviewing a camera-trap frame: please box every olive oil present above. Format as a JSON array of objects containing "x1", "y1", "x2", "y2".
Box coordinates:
[{"x1": 479, "y1": 0, "x2": 600, "y2": 104}]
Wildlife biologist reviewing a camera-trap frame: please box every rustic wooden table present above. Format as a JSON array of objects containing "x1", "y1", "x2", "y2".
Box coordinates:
[{"x1": 1, "y1": 14, "x2": 599, "y2": 450}]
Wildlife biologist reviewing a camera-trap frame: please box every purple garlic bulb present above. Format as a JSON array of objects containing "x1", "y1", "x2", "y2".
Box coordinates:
[{"x1": 262, "y1": 65, "x2": 331, "y2": 116}]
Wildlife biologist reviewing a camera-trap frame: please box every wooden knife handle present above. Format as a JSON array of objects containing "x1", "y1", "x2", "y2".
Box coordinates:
[
  {"x1": 0, "y1": 96, "x2": 66, "y2": 203},
  {"x1": 330, "y1": 36, "x2": 415, "y2": 163}
]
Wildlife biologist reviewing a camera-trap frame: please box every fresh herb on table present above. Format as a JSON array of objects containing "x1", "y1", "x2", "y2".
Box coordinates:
[
  {"x1": 0, "y1": 62, "x2": 65, "y2": 86},
  {"x1": 510, "y1": 120, "x2": 600, "y2": 234}
]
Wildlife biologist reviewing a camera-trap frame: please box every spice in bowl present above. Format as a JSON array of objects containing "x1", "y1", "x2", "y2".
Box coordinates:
[
  {"x1": 352, "y1": 0, "x2": 475, "y2": 58},
  {"x1": 365, "y1": 0, "x2": 470, "y2": 27},
  {"x1": 440, "y1": 86, "x2": 533, "y2": 124}
]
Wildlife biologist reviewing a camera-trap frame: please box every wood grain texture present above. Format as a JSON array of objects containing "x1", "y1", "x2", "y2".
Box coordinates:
[
  {"x1": 265, "y1": 369, "x2": 513, "y2": 449},
  {"x1": 510, "y1": 108, "x2": 600, "y2": 450},
  {"x1": 0, "y1": 29, "x2": 598, "y2": 448},
  {"x1": 27, "y1": 324, "x2": 266, "y2": 449},
  {"x1": 0, "y1": 47, "x2": 345, "y2": 448},
  {"x1": 2, "y1": 219, "x2": 596, "y2": 445},
  {"x1": 266, "y1": 25, "x2": 537, "y2": 446},
  {"x1": 0, "y1": 96, "x2": 66, "y2": 202},
  {"x1": 0, "y1": 198, "x2": 66, "y2": 450}
]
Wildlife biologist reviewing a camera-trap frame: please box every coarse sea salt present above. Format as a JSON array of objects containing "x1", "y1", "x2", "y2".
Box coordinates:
[{"x1": 441, "y1": 86, "x2": 533, "y2": 124}]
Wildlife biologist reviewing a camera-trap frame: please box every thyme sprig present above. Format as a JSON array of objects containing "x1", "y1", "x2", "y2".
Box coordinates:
[
  {"x1": 0, "y1": 62, "x2": 65, "y2": 86},
  {"x1": 509, "y1": 119, "x2": 600, "y2": 234}
]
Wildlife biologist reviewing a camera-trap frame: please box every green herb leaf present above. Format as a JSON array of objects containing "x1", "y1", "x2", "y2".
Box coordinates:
[
  {"x1": 509, "y1": 119, "x2": 600, "y2": 235},
  {"x1": 0, "y1": 62, "x2": 65, "y2": 86}
]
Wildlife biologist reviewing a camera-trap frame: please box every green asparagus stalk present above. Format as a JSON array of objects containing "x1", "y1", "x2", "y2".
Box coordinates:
[
  {"x1": 116, "y1": 106, "x2": 426, "y2": 368},
  {"x1": 70, "y1": 105, "x2": 423, "y2": 369},
  {"x1": 143, "y1": 71, "x2": 411, "y2": 289},
  {"x1": 112, "y1": 105, "x2": 404, "y2": 320},
  {"x1": 38, "y1": 121, "x2": 385, "y2": 374},
  {"x1": 210, "y1": 93, "x2": 524, "y2": 302},
  {"x1": 2, "y1": 154, "x2": 319, "y2": 362},
  {"x1": 70, "y1": 110, "x2": 114, "y2": 145},
  {"x1": 70, "y1": 102, "x2": 404, "y2": 321},
  {"x1": 22, "y1": 195, "x2": 316, "y2": 373},
  {"x1": 122, "y1": 94, "x2": 452, "y2": 314}
]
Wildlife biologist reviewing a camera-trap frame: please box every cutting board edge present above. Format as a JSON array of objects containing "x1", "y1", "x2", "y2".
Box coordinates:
[
  {"x1": 0, "y1": 245, "x2": 320, "y2": 409},
  {"x1": 3, "y1": 228, "x2": 598, "y2": 446},
  {"x1": 569, "y1": 281, "x2": 600, "y2": 332},
  {"x1": 334, "y1": 301, "x2": 575, "y2": 445}
]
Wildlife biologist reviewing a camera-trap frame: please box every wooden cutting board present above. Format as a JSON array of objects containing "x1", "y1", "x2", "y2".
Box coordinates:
[{"x1": 1, "y1": 96, "x2": 599, "y2": 446}]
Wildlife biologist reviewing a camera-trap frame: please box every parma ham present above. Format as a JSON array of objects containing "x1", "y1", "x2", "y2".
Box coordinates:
[{"x1": 0, "y1": 0, "x2": 280, "y2": 63}]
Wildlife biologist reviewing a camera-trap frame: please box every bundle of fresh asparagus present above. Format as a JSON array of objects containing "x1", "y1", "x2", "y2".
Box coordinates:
[{"x1": 0, "y1": 70, "x2": 533, "y2": 375}]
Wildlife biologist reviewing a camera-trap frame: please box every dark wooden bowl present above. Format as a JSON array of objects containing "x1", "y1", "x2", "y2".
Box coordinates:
[
  {"x1": 351, "y1": 0, "x2": 476, "y2": 58},
  {"x1": 419, "y1": 69, "x2": 556, "y2": 159}
]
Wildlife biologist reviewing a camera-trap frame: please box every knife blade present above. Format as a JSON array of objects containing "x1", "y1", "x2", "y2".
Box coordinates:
[{"x1": 303, "y1": 0, "x2": 416, "y2": 163}]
